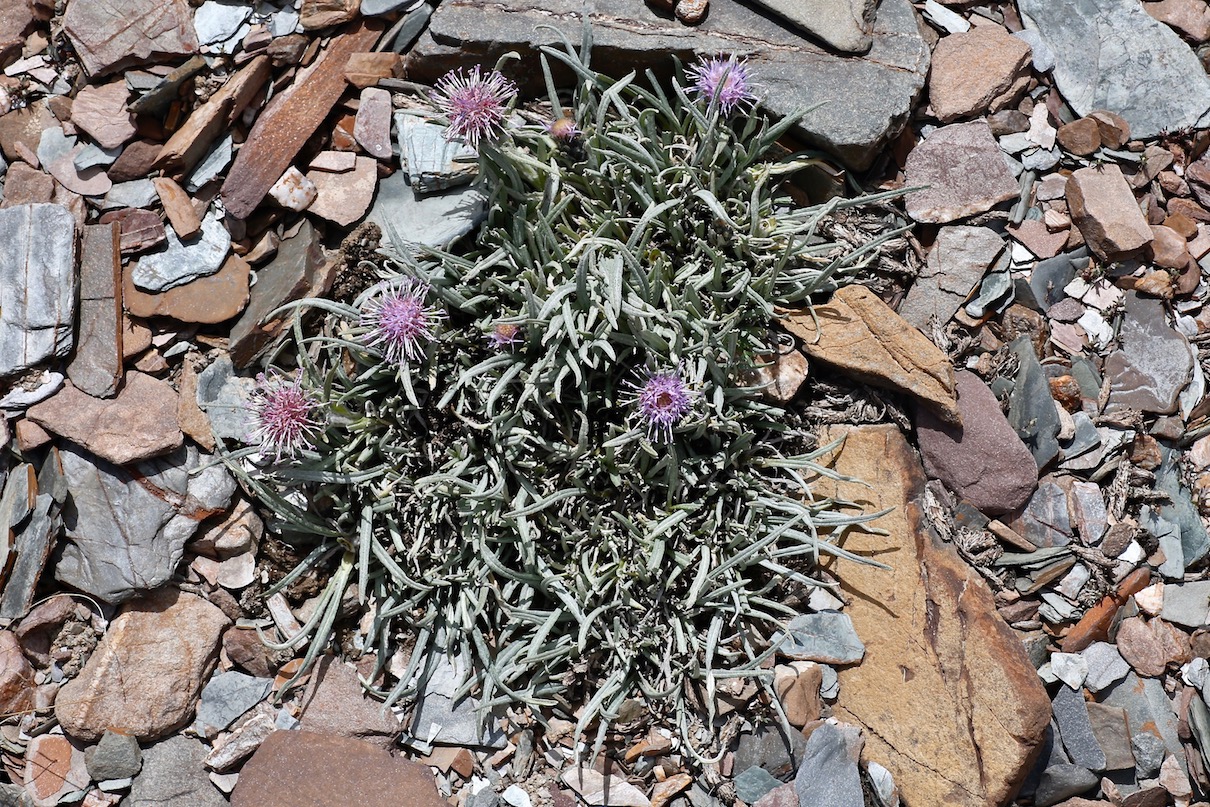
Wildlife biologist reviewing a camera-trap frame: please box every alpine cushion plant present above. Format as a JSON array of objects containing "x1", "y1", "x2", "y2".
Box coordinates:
[{"x1": 229, "y1": 31, "x2": 908, "y2": 761}]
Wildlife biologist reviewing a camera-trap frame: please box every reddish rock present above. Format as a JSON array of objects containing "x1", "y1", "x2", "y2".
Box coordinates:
[
  {"x1": 231, "y1": 731, "x2": 448, "y2": 807},
  {"x1": 26, "y1": 372, "x2": 183, "y2": 465},
  {"x1": 1, "y1": 162, "x2": 53, "y2": 206},
  {"x1": 1133, "y1": 270, "x2": 1174, "y2": 300},
  {"x1": 1165, "y1": 212, "x2": 1198, "y2": 239},
  {"x1": 1169, "y1": 197, "x2": 1210, "y2": 223},
  {"x1": 1116, "y1": 616, "x2": 1191, "y2": 677},
  {"x1": 151, "y1": 177, "x2": 201, "y2": 240},
  {"x1": 55, "y1": 588, "x2": 229, "y2": 742},
  {"x1": 1149, "y1": 224, "x2": 1189, "y2": 269},
  {"x1": 63, "y1": 0, "x2": 198, "y2": 76},
  {"x1": 1061, "y1": 568, "x2": 1151, "y2": 652},
  {"x1": 223, "y1": 627, "x2": 274, "y2": 678},
  {"x1": 905, "y1": 120, "x2": 1019, "y2": 224},
  {"x1": 1056, "y1": 118, "x2": 1101, "y2": 156},
  {"x1": 24, "y1": 734, "x2": 88, "y2": 805},
  {"x1": 0, "y1": 101, "x2": 56, "y2": 162},
  {"x1": 344, "y1": 52, "x2": 404, "y2": 89},
  {"x1": 1008, "y1": 219, "x2": 1068, "y2": 259},
  {"x1": 0, "y1": 631, "x2": 33, "y2": 717},
  {"x1": 353, "y1": 87, "x2": 392, "y2": 159},
  {"x1": 301, "y1": 0, "x2": 362, "y2": 30},
  {"x1": 221, "y1": 20, "x2": 384, "y2": 220},
  {"x1": 67, "y1": 223, "x2": 124, "y2": 399},
  {"x1": 928, "y1": 26, "x2": 1032, "y2": 123},
  {"x1": 98, "y1": 207, "x2": 166, "y2": 254},
  {"x1": 1145, "y1": 0, "x2": 1210, "y2": 42},
  {"x1": 306, "y1": 155, "x2": 377, "y2": 226},
  {"x1": 916, "y1": 370, "x2": 1037, "y2": 516},
  {"x1": 70, "y1": 81, "x2": 135, "y2": 150},
  {"x1": 1088, "y1": 110, "x2": 1130, "y2": 149},
  {"x1": 816, "y1": 426, "x2": 1051, "y2": 807},
  {"x1": 107, "y1": 140, "x2": 161, "y2": 183},
  {"x1": 123, "y1": 254, "x2": 251, "y2": 324},
  {"x1": 47, "y1": 152, "x2": 113, "y2": 197},
  {"x1": 298, "y1": 657, "x2": 402, "y2": 748},
  {"x1": 1066, "y1": 164, "x2": 1153, "y2": 260},
  {"x1": 0, "y1": 0, "x2": 37, "y2": 64}
]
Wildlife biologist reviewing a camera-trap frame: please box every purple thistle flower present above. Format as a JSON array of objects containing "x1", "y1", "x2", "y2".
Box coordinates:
[
  {"x1": 687, "y1": 55, "x2": 757, "y2": 115},
  {"x1": 247, "y1": 371, "x2": 323, "y2": 462},
  {"x1": 631, "y1": 369, "x2": 694, "y2": 442},
  {"x1": 488, "y1": 322, "x2": 522, "y2": 350},
  {"x1": 430, "y1": 66, "x2": 517, "y2": 147},
  {"x1": 360, "y1": 279, "x2": 445, "y2": 364}
]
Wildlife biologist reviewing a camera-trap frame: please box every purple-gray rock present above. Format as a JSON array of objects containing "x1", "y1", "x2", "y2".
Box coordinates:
[
  {"x1": 1080, "y1": 642, "x2": 1129, "y2": 693},
  {"x1": 1051, "y1": 684, "x2": 1106, "y2": 771},
  {"x1": 127, "y1": 736, "x2": 226, "y2": 807},
  {"x1": 1007, "y1": 480, "x2": 1072, "y2": 548},
  {"x1": 1084, "y1": 702, "x2": 1134, "y2": 771},
  {"x1": 1105, "y1": 291, "x2": 1193, "y2": 415},
  {"x1": 733, "y1": 725, "x2": 807, "y2": 779},
  {"x1": 904, "y1": 120, "x2": 1019, "y2": 223},
  {"x1": 0, "y1": 204, "x2": 77, "y2": 378},
  {"x1": 900, "y1": 227, "x2": 1005, "y2": 332},
  {"x1": 916, "y1": 370, "x2": 1037, "y2": 516},
  {"x1": 793, "y1": 722, "x2": 863, "y2": 807},
  {"x1": 1033, "y1": 763, "x2": 1098, "y2": 807}
]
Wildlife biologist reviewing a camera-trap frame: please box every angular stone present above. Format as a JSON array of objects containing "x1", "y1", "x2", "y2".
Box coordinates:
[
  {"x1": 0, "y1": 484, "x2": 58, "y2": 621},
  {"x1": 815, "y1": 425, "x2": 1051, "y2": 807},
  {"x1": 1162, "y1": 580, "x2": 1210, "y2": 628},
  {"x1": 928, "y1": 26, "x2": 1032, "y2": 123},
  {"x1": 67, "y1": 223, "x2": 123, "y2": 399},
  {"x1": 71, "y1": 81, "x2": 135, "y2": 150},
  {"x1": 344, "y1": 51, "x2": 405, "y2": 88},
  {"x1": 221, "y1": 21, "x2": 384, "y2": 220},
  {"x1": 1019, "y1": 0, "x2": 1210, "y2": 139},
  {"x1": 794, "y1": 722, "x2": 863, "y2": 807},
  {"x1": 1052, "y1": 685, "x2": 1106, "y2": 771},
  {"x1": 299, "y1": 656, "x2": 401, "y2": 748},
  {"x1": 56, "y1": 588, "x2": 229, "y2": 742},
  {"x1": 1056, "y1": 118, "x2": 1101, "y2": 156},
  {"x1": 194, "y1": 0, "x2": 252, "y2": 51},
  {"x1": 905, "y1": 120, "x2": 1019, "y2": 224},
  {"x1": 64, "y1": 0, "x2": 198, "y2": 77},
  {"x1": 132, "y1": 211, "x2": 231, "y2": 293},
  {"x1": 1066, "y1": 165, "x2": 1152, "y2": 260},
  {"x1": 0, "y1": 0, "x2": 35, "y2": 64},
  {"x1": 900, "y1": 226, "x2": 1004, "y2": 331},
  {"x1": 775, "y1": 612, "x2": 864, "y2": 665},
  {"x1": 745, "y1": 0, "x2": 875, "y2": 52},
  {"x1": 1146, "y1": 0, "x2": 1210, "y2": 42},
  {"x1": 733, "y1": 723, "x2": 807, "y2": 779},
  {"x1": 124, "y1": 254, "x2": 251, "y2": 325},
  {"x1": 0, "y1": 203, "x2": 76, "y2": 378},
  {"x1": 194, "y1": 671, "x2": 272, "y2": 737},
  {"x1": 107, "y1": 140, "x2": 161, "y2": 183},
  {"x1": 152, "y1": 177, "x2": 201, "y2": 240},
  {"x1": 354, "y1": 87, "x2": 392, "y2": 160},
  {"x1": 55, "y1": 444, "x2": 234, "y2": 604},
  {"x1": 367, "y1": 170, "x2": 486, "y2": 258},
  {"x1": 24, "y1": 734, "x2": 88, "y2": 805},
  {"x1": 86, "y1": 730, "x2": 143, "y2": 782},
  {"x1": 561, "y1": 768, "x2": 651, "y2": 807},
  {"x1": 735, "y1": 767, "x2": 781, "y2": 806},
  {"x1": 782, "y1": 285, "x2": 958, "y2": 423},
  {"x1": 306, "y1": 155, "x2": 377, "y2": 226},
  {"x1": 0, "y1": 102, "x2": 56, "y2": 163},
  {"x1": 917, "y1": 370, "x2": 1037, "y2": 516},
  {"x1": 1007, "y1": 480, "x2": 1072, "y2": 548},
  {"x1": 1102, "y1": 672, "x2": 1183, "y2": 764},
  {"x1": 1104, "y1": 291, "x2": 1192, "y2": 415},
  {"x1": 99, "y1": 207, "x2": 166, "y2": 254},
  {"x1": 1084, "y1": 702, "x2": 1134, "y2": 771},
  {"x1": 269, "y1": 166, "x2": 317, "y2": 211},
  {"x1": 408, "y1": 0, "x2": 928, "y2": 171},
  {"x1": 301, "y1": 0, "x2": 361, "y2": 30},
  {"x1": 1117, "y1": 617, "x2": 1190, "y2": 677},
  {"x1": 231, "y1": 731, "x2": 448, "y2": 807},
  {"x1": 396, "y1": 114, "x2": 477, "y2": 193},
  {"x1": 205, "y1": 706, "x2": 277, "y2": 773},
  {"x1": 28, "y1": 373, "x2": 182, "y2": 465},
  {"x1": 128, "y1": 735, "x2": 226, "y2": 807},
  {"x1": 1007, "y1": 336, "x2": 1061, "y2": 470},
  {"x1": 1, "y1": 161, "x2": 54, "y2": 206},
  {"x1": 0, "y1": 631, "x2": 33, "y2": 717},
  {"x1": 1034, "y1": 764, "x2": 1098, "y2": 806}
]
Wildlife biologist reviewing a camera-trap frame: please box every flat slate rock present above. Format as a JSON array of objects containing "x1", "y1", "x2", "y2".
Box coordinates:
[
  {"x1": 67, "y1": 223, "x2": 123, "y2": 398},
  {"x1": 407, "y1": 0, "x2": 929, "y2": 170},
  {"x1": 816, "y1": 425, "x2": 1051, "y2": 807},
  {"x1": 195, "y1": 671, "x2": 273, "y2": 737},
  {"x1": 794, "y1": 722, "x2": 864, "y2": 807},
  {"x1": 64, "y1": 0, "x2": 198, "y2": 77},
  {"x1": 128, "y1": 735, "x2": 226, "y2": 807},
  {"x1": 1007, "y1": 335, "x2": 1061, "y2": 469},
  {"x1": 904, "y1": 119, "x2": 1019, "y2": 223},
  {"x1": 1019, "y1": 0, "x2": 1210, "y2": 139},
  {"x1": 131, "y1": 211, "x2": 231, "y2": 293},
  {"x1": 0, "y1": 203, "x2": 76, "y2": 378},
  {"x1": 368, "y1": 170, "x2": 486, "y2": 257},
  {"x1": 298, "y1": 656, "x2": 402, "y2": 748},
  {"x1": 1105, "y1": 291, "x2": 1193, "y2": 415},
  {"x1": 231, "y1": 731, "x2": 449, "y2": 807},
  {"x1": 775, "y1": 612, "x2": 865, "y2": 665},
  {"x1": 1052, "y1": 684, "x2": 1106, "y2": 771},
  {"x1": 899, "y1": 226, "x2": 1004, "y2": 331},
  {"x1": 56, "y1": 444, "x2": 235, "y2": 604}
]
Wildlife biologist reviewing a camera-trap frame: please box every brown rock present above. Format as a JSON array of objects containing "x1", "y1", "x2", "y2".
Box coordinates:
[
  {"x1": 24, "y1": 734, "x2": 87, "y2": 804},
  {"x1": 1133, "y1": 269, "x2": 1175, "y2": 300},
  {"x1": 927, "y1": 26, "x2": 1032, "y2": 123},
  {"x1": 177, "y1": 356, "x2": 215, "y2": 451},
  {"x1": 1149, "y1": 224, "x2": 1189, "y2": 269},
  {"x1": 231, "y1": 731, "x2": 448, "y2": 807},
  {"x1": 0, "y1": 0, "x2": 36, "y2": 65},
  {"x1": 1008, "y1": 219, "x2": 1067, "y2": 259},
  {"x1": 67, "y1": 223, "x2": 123, "y2": 399},
  {"x1": 1116, "y1": 616, "x2": 1190, "y2": 677},
  {"x1": 1130, "y1": 434, "x2": 1164, "y2": 470},
  {"x1": 0, "y1": 100, "x2": 55, "y2": 162},
  {"x1": 70, "y1": 81, "x2": 135, "y2": 150},
  {"x1": 267, "y1": 33, "x2": 308, "y2": 66},
  {"x1": 742, "y1": 349, "x2": 810, "y2": 403},
  {"x1": 14, "y1": 418, "x2": 51, "y2": 452},
  {"x1": 1066, "y1": 164, "x2": 1153, "y2": 260},
  {"x1": 781, "y1": 285, "x2": 959, "y2": 423},
  {"x1": 0, "y1": 631, "x2": 33, "y2": 717},
  {"x1": 107, "y1": 140, "x2": 161, "y2": 183},
  {"x1": 0, "y1": 161, "x2": 53, "y2": 206},
  {"x1": 650, "y1": 774, "x2": 692, "y2": 807},
  {"x1": 123, "y1": 254, "x2": 250, "y2": 325},
  {"x1": 56, "y1": 588, "x2": 229, "y2": 742},
  {"x1": 344, "y1": 52, "x2": 404, "y2": 89},
  {"x1": 1088, "y1": 110, "x2": 1130, "y2": 149},
  {"x1": 815, "y1": 425, "x2": 1051, "y2": 807},
  {"x1": 306, "y1": 155, "x2": 378, "y2": 226},
  {"x1": 1056, "y1": 117, "x2": 1102, "y2": 156},
  {"x1": 301, "y1": 0, "x2": 362, "y2": 30},
  {"x1": 47, "y1": 152, "x2": 112, "y2": 197},
  {"x1": 223, "y1": 627, "x2": 274, "y2": 678},
  {"x1": 1169, "y1": 196, "x2": 1210, "y2": 223},
  {"x1": 26, "y1": 372, "x2": 183, "y2": 465},
  {"x1": 354, "y1": 87, "x2": 392, "y2": 160},
  {"x1": 298, "y1": 656, "x2": 402, "y2": 748},
  {"x1": 151, "y1": 177, "x2": 201, "y2": 240},
  {"x1": 675, "y1": 0, "x2": 709, "y2": 24},
  {"x1": 774, "y1": 662, "x2": 822, "y2": 728},
  {"x1": 221, "y1": 21, "x2": 384, "y2": 220},
  {"x1": 155, "y1": 55, "x2": 271, "y2": 178},
  {"x1": 1165, "y1": 212, "x2": 1197, "y2": 239},
  {"x1": 99, "y1": 207, "x2": 166, "y2": 254},
  {"x1": 1062, "y1": 568, "x2": 1151, "y2": 652},
  {"x1": 1145, "y1": 0, "x2": 1210, "y2": 42},
  {"x1": 63, "y1": 0, "x2": 198, "y2": 77},
  {"x1": 904, "y1": 120, "x2": 1019, "y2": 224},
  {"x1": 421, "y1": 747, "x2": 474, "y2": 778}
]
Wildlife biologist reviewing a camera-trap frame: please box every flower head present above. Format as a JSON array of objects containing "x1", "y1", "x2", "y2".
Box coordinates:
[
  {"x1": 547, "y1": 116, "x2": 581, "y2": 143},
  {"x1": 488, "y1": 322, "x2": 522, "y2": 350},
  {"x1": 630, "y1": 369, "x2": 694, "y2": 442},
  {"x1": 361, "y1": 279, "x2": 445, "y2": 364},
  {"x1": 430, "y1": 66, "x2": 517, "y2": 147},
  {"x1": 247, "y1": 371, "x2": 323, "y2": 462},
  {"x1": 687, "y1": 55, "x2": 757, "y2": 115}
]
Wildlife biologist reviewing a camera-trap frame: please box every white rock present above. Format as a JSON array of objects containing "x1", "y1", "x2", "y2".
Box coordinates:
[
  {"x1": 1182, "y1": 657, "x2": 1209, "y2": 690},
  {"x1": 1049, "y1": 652, "x2": 1089, "y2": 690},
  {"x1": 501, "y1": 785, "x2": 531, "y2": 807},
  {"x1": 1134, "y1": 582, "x2": 1165, "y2": 617},
  {"x1": 269, "y1": 167, "x2": 317, "y2": 212}
]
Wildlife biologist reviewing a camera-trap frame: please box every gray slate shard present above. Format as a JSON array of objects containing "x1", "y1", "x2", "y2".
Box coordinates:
[
  {"x1": 195, "y1": 355, "x2": 256, "y2": 442},
  {"x1": 1102, "y1": 672, "x2": 1184, "y2": 767},
  {"x1": 1019, "y1": 0, "x2": 1210, "y2": 139},
  {"x1": 1155, "y1": 445, "x2": 1210, "y2": 565},
  {"x1": 396, "y1": 113, "x2": 477, "y2": 194},
  {"x1": 1007, "y1": 336, "x2": 1061, "y2": 470},
  {"x1": 102, "y1": 179, "x2": 158, "y2": 210},
  {"x1": 744, "y1": 0, "x2": 876, "y2": 53},
  {"x1": 1161, "y1": 580, "x2": 1210, "y2": 628},
  {"x1": 0, "y1": 204, "x2": 77, "y2": 378},
  {"x1": 1030, "y1": 250, "x2": 1083, "y2": 312},
  {"x1": 409, "y1": 690, "x2": 507, "y2": 748},
  {"x1": 733, "y1": 766, "x2": 781, "y2": 805},
  {"x1": 407, "y1": 0, "x2": 928, "y2": 170},
  {"x1": 131, "y1": 211, "x2": 231, "y2": 293},
  {"x1": 1132, "y1": 731, "x2": 1165, "y2": 779},
  {"x1": 1081, "y1": 642, "x2": 1129, "y2": 693},
  {"x1": 1104, "y1": 291, "x2": 1193, "y2": 415},
  {"x1": 899, "y1": 225, "x2": 1003, "y2": 331},
  {"x1": 0, "y1": 492, "x2": 58, "y2": 620},
  {"x1": 127, "y1": 736, "x2": 227, "y2": 807},
  {"x1": 57, "y1": 444, "x2": 235, "y2": 604},
  {"x1": 793, "y1": 722, "x2": 863, "y2": 807},
  {"x1": 368, "y1": 170, "x2": 486, "y2": 259},
  {"x1": 86, "y1": 730, "x2": 143, "y2": 781},
  {"x1": 194, "y1": 671, "x2": 272, "y2": 736},
  {"x1": 775, "y1": 612, "x2": 865, "y2": 664},
  {"x1": 1051, "y1": 684, "x2": 1106, "y2": 771},
  {"x1": 733, "y1": 724, "x2": 807, "y2": 779},
  {"x1": 1033, "y1": 763, "x2": 1098, "y2": 807}
]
